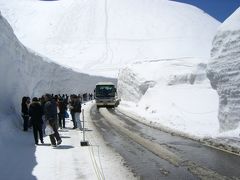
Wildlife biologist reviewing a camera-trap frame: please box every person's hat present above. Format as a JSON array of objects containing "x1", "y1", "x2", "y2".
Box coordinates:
[
  {"x1": 32, "y1": 97, "x2": 38, "y2": 102},
  {"x1": 45, "y1": 93, "x2": 52, "y2": 100}
]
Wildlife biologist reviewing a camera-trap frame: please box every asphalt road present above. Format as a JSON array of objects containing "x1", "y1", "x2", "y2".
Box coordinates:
[{"x1": 90, "y1": 106, "x2": 240, "y2": 180}]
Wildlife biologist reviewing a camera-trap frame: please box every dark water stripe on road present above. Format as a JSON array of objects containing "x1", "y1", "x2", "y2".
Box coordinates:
[
  {"x1": 116, "y1": 107, "x2": 240, "y2": 157},
  {"x1": 90, "y1": 106, "x2": 197, "y2": 179},
  {"x1": 110, "y1": 108, "x2": 240, "y2": 178},
  {"x1": 100, "y1": 108, "x2": 232, "y2": 180}
]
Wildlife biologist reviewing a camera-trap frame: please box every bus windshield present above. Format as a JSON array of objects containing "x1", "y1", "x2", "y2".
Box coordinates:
[{"x1": 96, "y1": 85, "x2": 115, "y2": 97}]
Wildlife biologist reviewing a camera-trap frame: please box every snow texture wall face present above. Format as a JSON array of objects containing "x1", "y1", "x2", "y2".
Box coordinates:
[
  {"x1": 117, "y1": 57, "x2": 219, "y2": 137},
  {"x1": 0, "y1": 12, "x2": 114, "y2": 119},
  {"x1": 0, "y1": 0, "x2": 220, "y2": 77},
  {"x1": 118, "y1": 58, "x2": 209, "y2": 103},
  {"x1": 207, "y1": 8, "x2": 240, "y2": 131},
  {"x1": 118, "y1": 67, "x2": 156, "y2": 102}
]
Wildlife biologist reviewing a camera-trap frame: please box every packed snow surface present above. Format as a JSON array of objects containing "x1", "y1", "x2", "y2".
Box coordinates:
[
  {"x1": 207, "y1": 7, "x2": 240, "y2": 132},
  {"x1": 0, "y1": 103, "x2": 136, "y2": 180},
  {"x1": 0, "y1": 0, "x2": 219, "y2": 77}
]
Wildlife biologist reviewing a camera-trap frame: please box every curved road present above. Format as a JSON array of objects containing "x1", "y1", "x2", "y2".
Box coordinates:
[{"x1": 90, "y1": 106, "x2": 240, "y2": 180}]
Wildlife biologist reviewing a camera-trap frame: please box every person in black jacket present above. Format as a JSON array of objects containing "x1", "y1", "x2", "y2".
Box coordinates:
[
  {"x1": 58, "y1": 98, "x2": 67, "y2": 128},
  {"x1": 73, "y1": 95, "x2": 82, "y2": 130},
  {"x1": 69, "y1": 95, "x2": 77, "y2": 129},
  {"x1": 29, "y1": 97, "x2": 44, "y2": 145},
  {"x1": 21, "y1": 96, "x2": 30, "y2": 131}
]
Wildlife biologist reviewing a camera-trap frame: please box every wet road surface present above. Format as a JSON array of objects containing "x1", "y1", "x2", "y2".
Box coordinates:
[{"x1": 90, "y1": 106, "x2": 240, "y2": 180}]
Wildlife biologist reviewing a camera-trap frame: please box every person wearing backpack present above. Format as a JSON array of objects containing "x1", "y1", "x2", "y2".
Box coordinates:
[{"x1": 73, "y1": 95, "x2": 82, "y2": 130}]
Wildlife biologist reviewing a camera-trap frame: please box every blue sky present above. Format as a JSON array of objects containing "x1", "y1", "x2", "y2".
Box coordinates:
[{"x1": 171, "y1": 0, "x2": 240, "y2": 22}]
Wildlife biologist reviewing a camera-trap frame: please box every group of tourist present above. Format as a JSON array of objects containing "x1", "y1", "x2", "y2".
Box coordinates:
[{"x1": 21, "y1": 93, "x2": 86, "y2": 147}]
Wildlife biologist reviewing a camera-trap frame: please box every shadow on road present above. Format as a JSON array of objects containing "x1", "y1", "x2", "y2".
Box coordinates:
[
  {"x1": 0, "y1": 130, "x2": 37, "y2": 180},
  {"x1": 53, "y1": 145, "x2": 74, "y2": 150},
  {"x1": 60, "y1": 135, "x2": 71, "y2": 139},
  {"x1": 38, "y1": 143, "x2": 51, "y2": 146}
]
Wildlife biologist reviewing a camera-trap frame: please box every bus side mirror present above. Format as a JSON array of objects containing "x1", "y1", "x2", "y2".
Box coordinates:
[{"x1": 114, "y1": 88, "x2": 116, "y2": 92}]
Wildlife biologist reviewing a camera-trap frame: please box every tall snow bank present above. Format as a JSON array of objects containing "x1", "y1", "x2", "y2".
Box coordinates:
[
  {"x1": 0, "y1": 12, "x2": 114, "y2": 119},
  {"x1": 207, "y1": 8, "x2": 240, "y2": 131},
  {"x1": 116, "y1": 1, "x2": 222, "y2": 138},
  {"x1": 0, "y1": 0, "x2": 220, "y2": 77},
  {"x1": 118, "y1": 58, "x2": 219, "y2": 137},
  {"x1": 119, "y1": 58, "x2": 213, "y2": 102}
]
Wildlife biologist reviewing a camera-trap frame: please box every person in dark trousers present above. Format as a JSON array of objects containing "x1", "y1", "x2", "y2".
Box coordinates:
[
  {"x1": 21, "y1": 96, "x2": 29, "y2": 131},
  {"x1": 58, "y1": 98, "x2": 67, "y2": 128},
  {"x1": 65, "y1": 94, "x2": 69, "y2": 103},
  {"x1": 73, "y1": 95, "x2": 82, "y2": 130},
  {"x1": 69, "y1": 95, "x2": 77, "y2": 129},
  {"x1": 44, "y1": 94, "x2": 62, "y2": 147},
  {"x1": 26, "y1": 97, "x2": 33, "y2": 128},
  {"x1": 29, "y1": 97, "x2": 44, "y2": 145},
  {"x1": 40, "y1": 95, "x2": 47, "y2": 135}
]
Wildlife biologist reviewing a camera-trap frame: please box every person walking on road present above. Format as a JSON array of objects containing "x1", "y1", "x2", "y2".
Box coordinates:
[
  {"x1": 44, "y1": 94, "x2": 62, "y2": 147},
  {"x1": 69, "y1": 95, "x2": 77, "y2": 129},
  {"x1": 29, "y1": 97, "x2": 44, "y2": 145},
  {"x1": 73, "y1": 95, "x2": 83, "y2": 130},
  {"x1": 58, "y1": 98, "x2": 67, "y2": 128}
]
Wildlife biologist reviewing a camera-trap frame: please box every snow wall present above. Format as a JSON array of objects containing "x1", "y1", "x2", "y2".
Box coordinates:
[
  {"x1": 207, "y1": 8, "x2": 240, "y2": 131},
  {"x1": 114, "y1": 0, "x2": 220, "y2": 103},
  {"x1": 116, "y1": 2, "x2": 221, "y2": 137},
  {"x1": 0, "y1": 12, "x2": 115, "y2": 119},
  {"x1": 0, "y1": 0, "x2": 220, "y2": 77},
  {"x1": 117, "y1": 57, "x2": 220, "y2": 137},
  {"x1": 118, "y1": 58, "x2": 209, "y2": 102}
]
